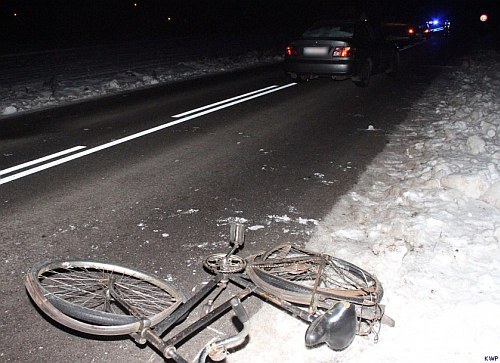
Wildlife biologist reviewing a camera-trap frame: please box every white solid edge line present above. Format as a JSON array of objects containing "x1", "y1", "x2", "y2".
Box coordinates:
[
  {"x1": 0, "y1": 83, "x2": 297, "y2": 185},
  {"x1": 171, "y1": 85, "x2": 278, "y2": 118},
  {"x1": 0, "y1": 145, "x2": 86, "y2": 176}
]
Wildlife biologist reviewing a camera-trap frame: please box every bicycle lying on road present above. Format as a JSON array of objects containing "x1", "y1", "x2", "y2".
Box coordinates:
[{"x1": 25, "y1": 222, "x2": 394, "y2": 362}]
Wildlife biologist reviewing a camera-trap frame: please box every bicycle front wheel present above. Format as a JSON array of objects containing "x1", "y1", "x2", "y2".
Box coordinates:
[
  {"x1": 25, "y1": 260, "x2": 184, "y2": 336},
  {"x1": 246, "y1": 244, "x2": 383, "y2": 308}
]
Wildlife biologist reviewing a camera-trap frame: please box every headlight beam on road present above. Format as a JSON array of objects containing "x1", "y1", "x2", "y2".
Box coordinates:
[{"x1": 1, "y1": 83, "x2": 297, "y2": 185}]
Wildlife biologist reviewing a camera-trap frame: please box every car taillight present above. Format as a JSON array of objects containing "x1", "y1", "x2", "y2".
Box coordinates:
[
  {"x1": 332, "y1": 46, "x2": 352, "y2": 58},
  {"x1": 285, "y1": 45, "x2": 298, "y2": 56}
]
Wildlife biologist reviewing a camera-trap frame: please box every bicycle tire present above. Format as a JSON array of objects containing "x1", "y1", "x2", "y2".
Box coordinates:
[
  {"x1": 25, "y1": 260, "x2": 184, "y2": 336},
  {"x1": 245, "y1": 244, "x2": 383, "y2": 308}
]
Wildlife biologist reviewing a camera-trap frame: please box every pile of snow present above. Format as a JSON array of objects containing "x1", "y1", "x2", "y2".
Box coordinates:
[
  {"x1": 230, "y1": 50, "x2": 500, "y2": 362},
  {"x1": 0, "y1": 51, "x2": 281, "y2": 117}
]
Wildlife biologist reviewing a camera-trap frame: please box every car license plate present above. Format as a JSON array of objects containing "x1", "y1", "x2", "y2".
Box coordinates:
[{"x1": 303, "y1": 47, "x2": 329, "y2": 56}]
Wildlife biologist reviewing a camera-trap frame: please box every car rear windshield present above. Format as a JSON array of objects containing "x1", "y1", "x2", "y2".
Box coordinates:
[{"x1": 302, "y1": 23, "x2": 355, "y2": 38}]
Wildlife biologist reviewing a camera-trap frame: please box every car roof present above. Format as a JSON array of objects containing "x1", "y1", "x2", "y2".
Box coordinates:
[{"x1": 308, "y1": 19, "x2": 358, "y2": 26}]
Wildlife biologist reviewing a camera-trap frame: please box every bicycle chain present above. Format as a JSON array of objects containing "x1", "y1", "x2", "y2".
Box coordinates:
[{"x1": 247, "y1": 257, "x2": 321, "y2": 270}]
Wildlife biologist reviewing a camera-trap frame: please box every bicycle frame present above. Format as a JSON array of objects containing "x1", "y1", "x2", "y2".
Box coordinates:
[
  {"x1": 121, "y1": 269, "x2": 321, "y2": 362},
  {"x1": 109, "y1": 223, "x2": 327, "y2": 362}
]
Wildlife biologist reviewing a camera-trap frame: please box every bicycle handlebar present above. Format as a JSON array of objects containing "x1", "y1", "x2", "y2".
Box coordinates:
[{"x1": 196, "y1": 297, "x2": 250, "y2": 363}]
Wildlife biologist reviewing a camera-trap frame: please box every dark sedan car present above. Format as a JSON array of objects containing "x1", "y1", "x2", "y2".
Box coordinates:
[{"x1": 284, "y1": 19, "x2": 399, "y2": 87}]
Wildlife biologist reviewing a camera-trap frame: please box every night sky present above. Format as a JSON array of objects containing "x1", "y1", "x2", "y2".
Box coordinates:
[{"x1": 0, "y1": 1, "x2": 496, "y2": 51}]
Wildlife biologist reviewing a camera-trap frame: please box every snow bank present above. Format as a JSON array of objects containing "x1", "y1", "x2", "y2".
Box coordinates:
[
  {"x1": 230, "y1": 50, "x2": 500, "y2": 362},
  {"x1": 0, "y1": 51, "x2": 281, "y2": 117}
]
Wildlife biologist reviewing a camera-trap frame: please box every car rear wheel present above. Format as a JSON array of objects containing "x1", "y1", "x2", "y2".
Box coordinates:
[
  {"x1": 387, "y1": 51, "x2": 400, "y2": 76},
  {"x1": 353, "y1": 59, "x2": 371, "y2": 87}
]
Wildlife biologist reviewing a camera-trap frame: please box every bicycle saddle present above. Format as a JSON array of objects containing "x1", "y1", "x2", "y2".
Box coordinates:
[{"x1": 304, "y1": 301, "x2": 357, "y2": 351}]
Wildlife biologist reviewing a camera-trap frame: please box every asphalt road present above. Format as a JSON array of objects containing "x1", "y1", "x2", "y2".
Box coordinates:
[{"x1": 0, "y1": 36, "x2": 455, "y2": 362}]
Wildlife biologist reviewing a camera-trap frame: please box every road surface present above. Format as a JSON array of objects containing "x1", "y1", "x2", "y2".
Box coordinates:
[{"x1": 0, "y1": 36, "x2": 456, "y2": 362}]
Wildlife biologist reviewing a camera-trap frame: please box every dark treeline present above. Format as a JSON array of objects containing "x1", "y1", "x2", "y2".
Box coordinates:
[{"x1": 0, "y1": 0, "x2": 496, "y2": 52}]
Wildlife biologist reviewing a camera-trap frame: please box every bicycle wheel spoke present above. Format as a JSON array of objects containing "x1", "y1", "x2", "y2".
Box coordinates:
[
  {"x1": 41, "y1": 269, "x2": 109, "y2": 308},
  {"x1": 114, "y1": 281, "x2": 177, "y2": 315},
  {"x1": 246, "y1": 244, "x2": 382, "y2": 306},
  {"x1": 26, "y1": 260, "x2": 180, "y2": 335},
  {"x1": 32, "y1": 262, "x2": 183, "y2": 326}
]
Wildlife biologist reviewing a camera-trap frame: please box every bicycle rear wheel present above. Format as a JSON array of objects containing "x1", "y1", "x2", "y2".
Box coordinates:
[
  {"x1": 246, "y1": 244, "x2": 383, "y2": 308},
  {"x1": 25, "y1": 260, "x2": 184, "y2": 336}
]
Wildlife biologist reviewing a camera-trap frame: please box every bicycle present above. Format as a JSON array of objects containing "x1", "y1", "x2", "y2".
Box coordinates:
[{"x1": 25, "y1": 222, "x2": 394, "y2": 362}]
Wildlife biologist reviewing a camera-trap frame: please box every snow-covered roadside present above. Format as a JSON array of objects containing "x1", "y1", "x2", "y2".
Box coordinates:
[
  {"x1": 3, "y1": 35, "x2": 499, "y2": 362},
  {"x1": 230, "y1": 49, "x2": 500, "y2": 362},
  {"x1": 0, "y1": 50, "x2": 281, "y2": 117}
]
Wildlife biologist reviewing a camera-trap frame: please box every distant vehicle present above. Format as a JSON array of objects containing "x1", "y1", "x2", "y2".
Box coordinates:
[
  {"x1": 382, "y1": 22, "x2": 412, "y2": 44},
  {"x1": 426, "y1": 18, "x2": 451, "y2": 34},
  {"x1": 408, "y1": 23, "x2": 431, "y2": 41},
  {"x1": 381, "y1": 21, "x2": 430, "y2": 46},
  {"x1": 421, "y1": 24, "x2": 432, "y2": 39},
  {"x1": 284, "y1": 18, "x2": 399, "y2": 87}
]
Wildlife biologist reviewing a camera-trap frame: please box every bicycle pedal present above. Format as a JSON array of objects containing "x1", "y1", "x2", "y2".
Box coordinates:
[{"x1": 229, "y1": 222, "x2": 245, "y2": 246}]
